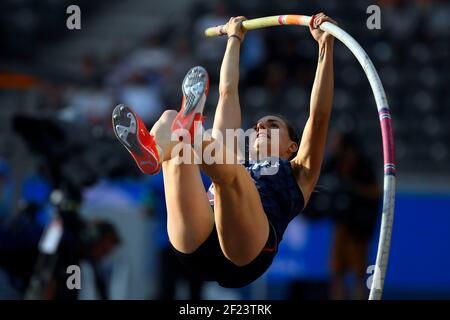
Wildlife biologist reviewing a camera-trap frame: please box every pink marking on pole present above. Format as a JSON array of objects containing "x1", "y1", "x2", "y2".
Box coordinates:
[
  {"x1": 380, "y1": 115, "x2": 396, "y2": 167},
  {"x1": 278, "y1": 15, "x2": 284, "y2": 25}
]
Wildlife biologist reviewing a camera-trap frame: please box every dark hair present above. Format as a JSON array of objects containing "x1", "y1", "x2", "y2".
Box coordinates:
[{"x1": 272, "y1": 114, "x2": 300, "y2": 160}]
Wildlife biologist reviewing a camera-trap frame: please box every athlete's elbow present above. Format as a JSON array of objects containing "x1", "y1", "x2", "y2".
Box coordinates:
[
  {"x1": 309, "y1": 113, "x2": 330, "y2": 127},
  {"x1": 219, "y1": 84, "x2": 238, "y2": 97}
]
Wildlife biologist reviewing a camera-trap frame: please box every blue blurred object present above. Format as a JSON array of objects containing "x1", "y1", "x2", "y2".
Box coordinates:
[
  {"x1": 22, "y1": 175, "x2": 51, "y2": 205},
  {"x1": 268, "y1": 216, "x2": 332, "y2": 283},
  {"x1": 0, "y1": 159, "x2": 10, "y2": 177},
  {"x1": 381, "y1": 192, "x2": 450, "y2": 299}
]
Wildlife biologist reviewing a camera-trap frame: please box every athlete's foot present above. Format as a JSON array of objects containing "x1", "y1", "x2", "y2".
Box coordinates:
[
  {"x1": 171, "y1": 66, "x2": 209, "y2": 144},
  {"x1": 112, "y1": 104, "x2": 162, "y2": 175}
]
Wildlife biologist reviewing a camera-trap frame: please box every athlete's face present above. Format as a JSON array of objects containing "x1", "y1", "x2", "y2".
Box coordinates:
[{"x1": 251, "y1": 115, "x2": 298, "y2": 160}]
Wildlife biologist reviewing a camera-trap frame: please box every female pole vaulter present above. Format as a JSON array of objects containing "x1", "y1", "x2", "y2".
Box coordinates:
[{"x1": 112, "y1": 13, "x2": 337, "y2": 288}]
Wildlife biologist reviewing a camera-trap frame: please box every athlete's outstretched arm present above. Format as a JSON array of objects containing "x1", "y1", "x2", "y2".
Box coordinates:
[
  {"x1": 292, "y1": 13, "x2": 337, "y2": 204},
  {"x1": 212, "y1": 16, "x2": 247, "y2": 138}
]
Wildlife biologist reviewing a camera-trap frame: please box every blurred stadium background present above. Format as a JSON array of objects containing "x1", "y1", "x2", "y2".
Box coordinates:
[{"x1": 0, "y1": 0, "x2": 449, "y2": 299}]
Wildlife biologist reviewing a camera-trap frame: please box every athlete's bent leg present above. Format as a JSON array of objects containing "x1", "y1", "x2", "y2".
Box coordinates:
[
  {"x1": 195, "y1": 135, "x2": 270, "y2": 267},
  {"x1": 211, "y1": 168, "x2": 270, "y2": 267},
  {"x1": 162, "y1": 153, "x2": 214, "y2": 254}
]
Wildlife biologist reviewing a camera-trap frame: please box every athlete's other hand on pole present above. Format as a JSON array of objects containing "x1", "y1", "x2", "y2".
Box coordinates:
[
  {"x1": 224, "y1": 16, "x2": 247, "y2": 42},
  {"x1": 309, "y1": 12, "x2": 337, "y2": 45}
]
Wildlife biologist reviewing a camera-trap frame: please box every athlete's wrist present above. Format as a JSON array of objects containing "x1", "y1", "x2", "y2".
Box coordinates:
[
  {"x1": 228, "y1": 34, "x2": 242, "y2": 43},
  {"x1": 318, "y1": 37, "x2": 334, "y2": 48}
]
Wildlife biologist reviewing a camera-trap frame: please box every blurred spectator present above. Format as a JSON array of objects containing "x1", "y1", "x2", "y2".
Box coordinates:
[
  {"x1": 321, "y1": 130, "x2": 381, "y2": 300},
  {"x1": 0, "y1": 172, "x2": 52, "y2": 299},
  {"x1": 61, "y1": 84, "x2": 114, "y2": 126},
  {"x1": 127, "y1": 34, "x2": 174, "y2": 73},
  {"x1": 79, "y1": 220, "x2": 125, "y2": 300},
  {"x1": 119, "y1": 71, "x2": 163, "y2": 125},
  {"x1": 112, "y1": 32, "x2": 172, "y2": 125}
]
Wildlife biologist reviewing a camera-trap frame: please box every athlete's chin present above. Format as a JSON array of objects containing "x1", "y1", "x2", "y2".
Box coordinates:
[
  {"x1": 254, "y1": 141, "x2": 272, "y2": 153},
  {"x1": 255, "y1": 136, "x2": 270, "y2": 145}
]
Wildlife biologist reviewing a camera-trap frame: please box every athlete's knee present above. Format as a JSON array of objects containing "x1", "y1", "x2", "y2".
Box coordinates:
[
  {"x1": 160, "y1": 109, "x2": 177, "y2": 122},
  {"x1": 151, "y1": 110, "x2": 177, "y2": 136},
  {"x1": 221, "y1": 243, "x2": 259, "y2": 267},
  {"x1": 209, "y1": 168, "x2": 238, "y2": 185}
]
